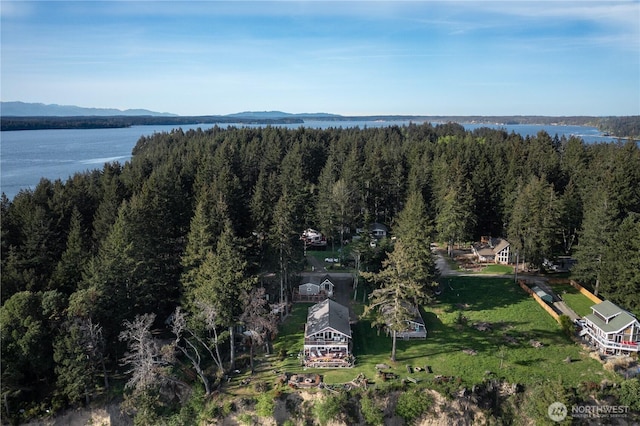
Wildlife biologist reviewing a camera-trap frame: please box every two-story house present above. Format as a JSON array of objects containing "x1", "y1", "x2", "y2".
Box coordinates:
[
  {"x1": 303, "y1": 299, "x2": 353, "y2": 368},
  {"x1": 580, "y1": 300, "x2": 640, "y2": 355},
  {"x1": 471, "y1": 237, "x2": 512, "y2": 264}
]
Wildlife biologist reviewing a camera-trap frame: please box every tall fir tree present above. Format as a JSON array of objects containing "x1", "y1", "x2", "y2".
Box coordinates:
[
  {"x1": 572, "y1": 189, "x2": 618, "y2": 295},
  {"x1": 49, "y1": 207, "x2": 89, "y2": 295},
  {"x1": 189, "y1": 220, "x2": 254, "y2": 370},
  {"x1": 507, "y1": 176, "x2": 561, "y2": 268},
  {"x1": 363, "y1": 241, "x2": 429, "y2": 361}
]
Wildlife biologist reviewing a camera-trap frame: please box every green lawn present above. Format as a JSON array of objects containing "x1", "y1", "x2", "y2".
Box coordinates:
[
  {"x1": 479, "y1": 264, "x2": 513, "y2": 274},
  {"x1": 549, "y1": 283, "x2": 596, "y2": 317},
  {"x1": 306, "y1": 249, "x2": 353, "y2": 271},
  {"x1": 419, "y1": 277, "x2": 612, "y2": 386},
  {"x1": 263, "y1": 277, "x2": 615, "y2": 391}
]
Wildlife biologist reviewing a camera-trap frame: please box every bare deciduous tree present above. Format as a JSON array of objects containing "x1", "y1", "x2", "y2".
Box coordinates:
[
  {"x1": 240, "y1": 287, "x2": 279, "y2": 374},
  {"x1": 167, "y1": 307, "x2": 214, "y2": 395},
  {"x1": 196, "y1": 300, "x2": 225, "y2": 371},
  {"x1": 119, "y1": 314, "x2": 171, "y2": 392}
]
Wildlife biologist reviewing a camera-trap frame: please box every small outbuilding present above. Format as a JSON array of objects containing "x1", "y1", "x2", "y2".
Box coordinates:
[
  {"x1": 531, "y1": 286, "x2": 553, "y2": 304},
  {"x1": 295, "y1": 274, "x2": 335, "y2": 302}
]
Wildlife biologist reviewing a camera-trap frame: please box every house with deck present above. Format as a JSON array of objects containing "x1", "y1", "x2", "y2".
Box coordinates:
[
  {"x1": 398, "y1": 305, "x2": 427, "y2": 339},
  {"x1": 580, "y1": 300, "x2": 640, "y2": 355},
  {"x1": 303, "y1": 299, "x2": 353, "y2": 368},
  {"x1": 471, "y1": 237, "x2": 512, "y2": 264},
  {"x1": 382, "y1": 303, "x2": 427, "y2": 339},
  {"x1": 295, "y1": 274, "x2": 335, "y2": 302}
]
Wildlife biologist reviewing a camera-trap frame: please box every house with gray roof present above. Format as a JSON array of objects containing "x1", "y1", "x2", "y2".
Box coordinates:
[
  {"x1": 580, "y1": 300, "x2": 640, "y2": 354},
  {"x1": 471, "y1": 237, "x2": 513, "y2": 264},
  {"x1": 397, "y1": 305, "x2": 427, "y2": 339},
  {"x1": 298, "y1": 274, "x2": 334, "y2": 298},
  {"x1": 303, "y1": 299, "x2": 353, "y2": 367}
]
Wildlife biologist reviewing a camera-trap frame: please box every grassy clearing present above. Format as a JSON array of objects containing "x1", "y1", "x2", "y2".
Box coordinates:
[
  {"x1": 306, "y1": 249, "x2": 352, "y2": 272},
  {"x1": 421, "y1": 277, "x2": 612, "y2": 386},
  {"x1": 231, "y1": 277, "x2": 615, "y2": 396},
  {"x1": 479, "y1": 264, "x2": 513, "y2": 274},
  {"x1": 549, "y1": 283, "x2": 595, "y2": 317}
]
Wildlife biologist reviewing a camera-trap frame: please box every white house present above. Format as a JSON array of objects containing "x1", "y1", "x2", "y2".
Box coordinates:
[
  {"x1": 303, "y1": 299, "x2": 353, "y2": 368},
  {"x1": 580, "y1": 300, "x2": 640, "y2": 355}
]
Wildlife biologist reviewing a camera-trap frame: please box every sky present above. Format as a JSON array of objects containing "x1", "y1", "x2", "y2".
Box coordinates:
[{"x1": 1, "y1": 1, "x2": 639, "y2": 116}]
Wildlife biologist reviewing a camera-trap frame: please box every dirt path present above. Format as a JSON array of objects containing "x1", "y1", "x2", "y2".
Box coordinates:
[
  {"x1": 531, "y1": 279, "x2": 581, "y2": 321},
  {"x1": 306, "y1": 254, "x2": 327, "y2": 272}
]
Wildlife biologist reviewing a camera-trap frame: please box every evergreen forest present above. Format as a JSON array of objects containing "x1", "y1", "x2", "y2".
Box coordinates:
[{"x1": 2, "y1": 122, "x2": 640, "y2": 423}]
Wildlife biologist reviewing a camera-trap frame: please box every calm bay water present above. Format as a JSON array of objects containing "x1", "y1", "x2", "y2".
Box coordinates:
[{"x1": 0, "y1": 121, "x2": 621, "y2": 200}]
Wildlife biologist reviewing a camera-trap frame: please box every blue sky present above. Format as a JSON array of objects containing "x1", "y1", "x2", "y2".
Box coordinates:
[{"x1": 1, "y1": 1, "x2": 639, "y2": 116}]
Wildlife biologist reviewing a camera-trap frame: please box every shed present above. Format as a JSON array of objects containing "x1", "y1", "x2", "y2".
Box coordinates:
[
  {"x1": 299, "y1": 283, "x2": 321, "y2": 296},
  {"x1": 531, "y1": 286, "x2": 553, "y2": 303}
]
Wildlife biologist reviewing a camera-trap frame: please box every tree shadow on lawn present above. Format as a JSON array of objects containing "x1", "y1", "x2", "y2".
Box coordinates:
[
  {"x1": 512, "y1": 358, "x2": 547, "y2": 367},
  {"x1": 399, "y1": 310, "x2": 530, "y2": 359},
  {"x1": 415, "y1": 310, "x2": 572, "y2": 353},
  {"x1": 352, "y1": 319, "x2": 392, "y2": 359},
  {"x1": 437, "y1": 276, "x2": 528, "y2": 314}
]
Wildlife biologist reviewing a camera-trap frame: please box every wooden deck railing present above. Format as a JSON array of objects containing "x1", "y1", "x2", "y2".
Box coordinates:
[
  {"x1": 304, "y1": 338, "x2": 349, "y2": 346},
  {"x1": 582, "y1": 327, "x2": 639, "y2": 352}
]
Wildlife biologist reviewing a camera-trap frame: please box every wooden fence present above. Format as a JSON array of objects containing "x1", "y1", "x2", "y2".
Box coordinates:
[
  {"x1": 547, "y1": 278, "x2": 602, "y2": 304},
  {"x1": 569, "y1": 280, "x2": 602, "y2": 304},
  {"x1": 518, "y1": 280, "x2": 560, "y2": 322}
]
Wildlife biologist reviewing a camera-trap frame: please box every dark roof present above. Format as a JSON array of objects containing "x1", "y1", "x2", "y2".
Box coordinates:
[
  {"x1": 370, "y1": 223, "x2": 388, "y2": 232},
  {"x1": 303, "y1": 274, "x2": 334, "y2": 286},
  {"x1": 305, "y1": 299, "x2": 351, "y2": 337}
]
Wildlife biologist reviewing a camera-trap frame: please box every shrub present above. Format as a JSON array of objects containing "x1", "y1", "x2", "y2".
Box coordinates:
[
  {"x1": 522, "y1": 380, "x2": 574, "y2": 425},
  {"x1": 237, "y1": 413, "x2": 254, "y2": 425},
  {"x1": 221, "y1": 400, "x2": 234, "y2": 417},
  {"x1": 558, "y1": 315, "x2": 573, "y2": 337},
  {"x1": 278, "y1": 348, "x2": 288, "y2": 360},
  {"x1": 617, "y1": 378, "x2": 640, "y2": 411},
  {"x1": 313, "y1": 393, "x2": 348, "y2": 426},
  {"x1": 360, "y1": 394, "x2": 384, "y2": 426},
  {"x1": 395, "y1": 390, "x2": 433, "y2": 423},
  {"x1": 604, "y1": 356, "x2": 634, "y2": 373},
  {"x1": 255, "y1": 392, "x2": 275, "y2": 418}
]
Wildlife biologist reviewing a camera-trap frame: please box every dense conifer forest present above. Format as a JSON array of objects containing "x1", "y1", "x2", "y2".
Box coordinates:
[{"x1": 2, "y1": 122, "x2": 639, "y2": 423}]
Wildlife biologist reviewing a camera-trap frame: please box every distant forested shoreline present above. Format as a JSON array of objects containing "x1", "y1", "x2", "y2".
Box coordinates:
[
  {"x1": 2, "y1": 114, "x2": 639, "y2": 138},
  {"x1": 0, "y1": 115, "x2": 304, "y2": 131}
]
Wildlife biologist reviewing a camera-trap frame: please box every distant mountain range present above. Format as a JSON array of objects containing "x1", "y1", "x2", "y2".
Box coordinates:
[
  {"x1": 1, "y1": 101, "x2": 177, "y2": 117},
  {"x1": 226, "y1": 111, "x2": 342, "y2": 119},
  {"x1": 3, "y1": 101, "x2": 636, "y2": 138}
]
